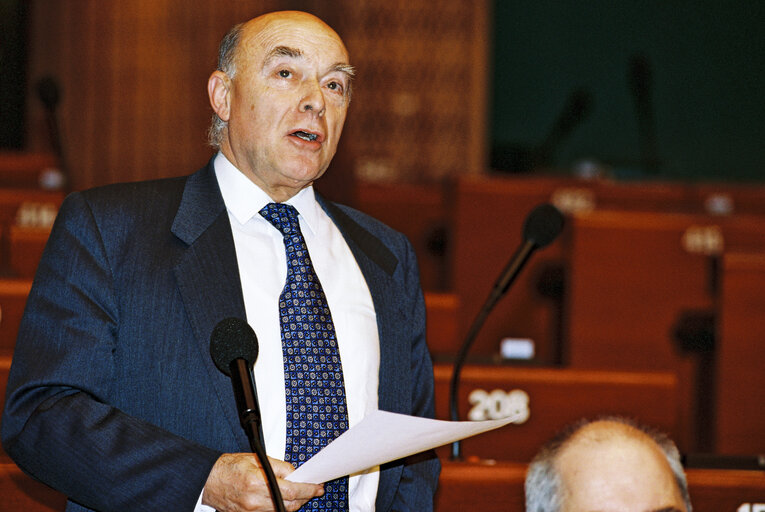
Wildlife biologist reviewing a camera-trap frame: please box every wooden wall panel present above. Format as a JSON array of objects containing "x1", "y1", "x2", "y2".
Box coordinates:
[
  {"x1": 25, "y1": 1, "x2": 489, "y2": 191},
  {"x1": 715, "y1": 252, "x2": 765, "y2": 455}
]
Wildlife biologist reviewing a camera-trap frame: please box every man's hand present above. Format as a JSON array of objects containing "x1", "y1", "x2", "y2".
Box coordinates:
[{"x1": 202, "y1": 453, "x2": 324, "y2": 511}]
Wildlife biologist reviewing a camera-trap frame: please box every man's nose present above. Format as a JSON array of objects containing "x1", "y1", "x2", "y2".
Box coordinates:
[{"x1": 299, "y1": 80, "x2": 326, "y2": 117}]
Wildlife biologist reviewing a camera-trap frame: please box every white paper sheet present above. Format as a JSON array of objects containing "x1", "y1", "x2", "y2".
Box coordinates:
[{"x1": 285, "y1": 410, "x2": 514, "y2": 484}]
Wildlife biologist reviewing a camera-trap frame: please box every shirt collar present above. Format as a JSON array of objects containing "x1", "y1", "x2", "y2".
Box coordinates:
[{"x1": 214, "y1": 152, "x2": 322, "y2": 236}]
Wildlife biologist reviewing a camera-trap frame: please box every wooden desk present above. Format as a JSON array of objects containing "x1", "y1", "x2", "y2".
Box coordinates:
[
  {"x1": 0, "y1": 464, "x2": 67, "y2": 511},
  {"x1": 0, "y1": 188, "x2": 63, "y2": 229},
  {"x1": 435, "y1": 460, "x2": 526, "y2": 511},
  {"x1": 0, "y1": 352, "x2": 11, "y2": 462},
  {"x1": 435, "y1": 460, "x2": 765, "y2": 512},
  {"x1": 425, "y1": 292, "x2": 459, "y2": 354},
  {"x1": 355, "y1": 182, "x2": 450, "y2": 291},
  {"x1": 433, "y1": 363, "x2": 679, "y2": 462},
  {"x1": 715, "y1": 252, "x2": 765, "y2": 455},
  {"x1": 5, "y1": 225, "x2": 51, "y2": 278},
  {"x1": 451, "y1": 174, "x2": 711, "y2": 365},
  {"x1": 453, "y1": 175, "x2": 573, "y2": 364},
  {"x1": 0, "y1": 152, "x2": 60, "y2": 190},
  {"x1": 0, "y1": 279, "x2": 32, "y2": 351},
  {"x1": 565, "y1": 210, "x2": 765, "y2": 452}
]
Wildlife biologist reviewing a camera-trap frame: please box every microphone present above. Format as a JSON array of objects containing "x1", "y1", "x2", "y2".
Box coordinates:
[
  {"x1": 35, "y1": 75, "x2": 68, "y2": 190},
  {"x1": 449, "y1": 204, "x2": 564, "y2": 460},
  {"x1": 210, "y1": 318, "x2": 286, "y2": 512},
  {"x1": 535, "y1": 88, "x2": 593, "y2": 166},
  {"x1": 484, "y1": 203, "x2": 565, "y2": 312},
  {"x1": 36, "y1": 76, "x2": 61, "y2": 112},
  {"x1": 628, "y1": 54, "x2": 659, "y2": 173},
  {"x1": 210, "y1": 317, "x2": 262, "y2": 433}
]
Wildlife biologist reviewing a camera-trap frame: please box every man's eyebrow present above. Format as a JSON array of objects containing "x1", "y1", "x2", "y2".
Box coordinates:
[
  {"x1": 330, "y1": 63, "x2": 356, "y2": 81},
  {"x1": 265, "y1": 45, "x2": 303, "y2": 62},
  {"x1": 264, "y1": 47, "x2": 354, "y2": 79}
]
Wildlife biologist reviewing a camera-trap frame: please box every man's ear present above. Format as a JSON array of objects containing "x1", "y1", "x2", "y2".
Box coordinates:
[{"x1": 208, "y1": 70, "x2": 231, "y2": 122}]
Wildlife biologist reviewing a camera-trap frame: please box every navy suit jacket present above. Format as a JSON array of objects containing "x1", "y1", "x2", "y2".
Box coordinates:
[{"x1": 1, "y1": 161, "x2": 440, "y2": 511}]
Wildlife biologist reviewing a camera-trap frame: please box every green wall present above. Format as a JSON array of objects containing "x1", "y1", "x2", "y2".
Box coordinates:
[{"x1": 491, "y1": 1, "x2": 765, "y2": 182}]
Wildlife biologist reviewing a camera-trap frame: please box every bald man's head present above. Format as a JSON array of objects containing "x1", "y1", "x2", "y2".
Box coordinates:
[
  {"x1": 206, "y1": 11, "x2": 354, "y2": 201},
  {"x1": 525, "y1": 417, "x2": 692, "y2": 512}
]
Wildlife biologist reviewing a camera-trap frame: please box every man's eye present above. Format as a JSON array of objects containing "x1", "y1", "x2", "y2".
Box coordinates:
[
  {"x1": 278, "y1": 69, "x2": 291, "y2": 78},
  {"x1": 327, "y1": 81, "x2": 343, "y2": 92}
]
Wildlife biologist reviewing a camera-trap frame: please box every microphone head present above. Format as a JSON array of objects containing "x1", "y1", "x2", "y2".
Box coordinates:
[
  {"x1": 36, "y1": 76, "x2": 60, "y2": 111},
  {"x1": 210, "y1": 317, "x2": 259, "y2": 376},
  {"x1": 523, "y1": 203, "x2": 565, "y2": 248}
]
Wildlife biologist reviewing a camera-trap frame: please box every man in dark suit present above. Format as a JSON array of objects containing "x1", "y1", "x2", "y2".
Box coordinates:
[{"x1": 1, "y1": 11, "x2": 439, "y2": 512}]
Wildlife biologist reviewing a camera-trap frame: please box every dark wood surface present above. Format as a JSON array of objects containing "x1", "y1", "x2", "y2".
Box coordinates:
[
  {"x1": 432, "y1": 362, "x2": 679, "y2": 462},
  {"x1": 2, "y1": 458, "x2": 762, "y2": 512},
  {"x1": 435, "y1": 460, "x2": 765, "y2": 512},
  {"x1": 0, "y1": 152, "x2": 60, "y2": 189},
  {"x1": 6, "y1": 226, "x2": 51, "y2": 278},
  {"x1": 565, "y1": 209, "x2": 765, "y2": 453},
  {"x1": 0, "y1": 279, "x2": 33, "y2": 351},
  {"x1": 451, "y1": 173, "x2": 723, "y2": 365},
  {"x1": 0, "y1": 464, "x2": 67, "y2": 512},
  {"x1": 0, "y1": 352, "x2": 11, "y2": 463},
  {"x1": 425, "y1": 292, "x2": 459, "y2": 354},
  {"x1": 356, "y1": 183, "x2": 451, "y2": 292},
  {"x1": 715, "y1": 252, "x2": 765, "y2": 455}
]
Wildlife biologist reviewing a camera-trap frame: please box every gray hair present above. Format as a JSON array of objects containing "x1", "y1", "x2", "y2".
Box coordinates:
[
  {"x1": 208, "y1": 23, "x2": 244, "y2": 149},
  {"x1": 524, "y1": 416, "x2": 692, "y2": 512}
]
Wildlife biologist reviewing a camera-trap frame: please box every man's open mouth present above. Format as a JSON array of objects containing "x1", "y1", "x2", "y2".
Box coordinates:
[{"x1": 292, "y1": 130, "x2": 318, "y2": 142}]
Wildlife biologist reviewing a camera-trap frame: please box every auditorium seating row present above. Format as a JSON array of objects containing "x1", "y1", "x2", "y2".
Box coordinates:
[
  {"x1": 358, "y1": 174, "x2": 765, "y2": 458},
  {"x1": 435, "y1": 460, "x2": 765, "y2": 512},
  {"x1": 3, "y1": 460, "x2": 764, "y2": 511},
  {"x1": 0, "y1": 152, "x2": 65, "y2": 278},
  {"x1": 0, "y1": 152, "x2": 69, "y2": 508},
  {"x1": 0, "y1": 189, "x2": 62, "y2": 279},
  {"x1": 0, "y1": 151, "x2": 62, "y2": 191},
  {"x1": 2, "y1": 160, "x2": 765, "y2": 507}
]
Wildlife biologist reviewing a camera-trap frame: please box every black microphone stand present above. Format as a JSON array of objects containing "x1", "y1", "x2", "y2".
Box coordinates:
[
  {"x1": 448, "y1": 203, "x2": 564, "y2": 461},
  {"x1": 448, "y1": 241, "x2": 536, "y2": 460},
  {"x1": 230, "y1": 359, "x2": 286, "y2": 512}
]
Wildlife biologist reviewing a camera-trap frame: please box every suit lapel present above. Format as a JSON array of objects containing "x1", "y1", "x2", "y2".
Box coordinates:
[
  {"x1": 318, "y1": 197, "x2": 408, "y2": 414},
  {"x1": 319, "y1": 197, "x2": 411, "y2": 508},
  {"x1": 171, "y1": 162, "x2": 250, "y2": 450},
  {"x1": 167, "y1": 174, "x2": 410, "y2": 453}
]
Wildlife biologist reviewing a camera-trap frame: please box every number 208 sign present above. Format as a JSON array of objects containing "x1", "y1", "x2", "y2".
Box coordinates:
[
  {"x1": 467, "y1": 388, "x2": 530, "y2": 423},
  {"x1": 738, "y1": 505, "x2": 765, "y2": 512}
]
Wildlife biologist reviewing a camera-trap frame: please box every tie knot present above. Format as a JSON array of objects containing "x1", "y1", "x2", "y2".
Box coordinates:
[{"x1": 260, "y1": 202, "x2": 300, "y2": 237}]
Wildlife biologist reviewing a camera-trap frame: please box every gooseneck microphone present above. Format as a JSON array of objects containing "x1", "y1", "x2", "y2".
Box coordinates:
[
  {"x1": 36, "y1": 76, "x2": 69, "y2": 189},
  {"x1": 449, "y1": 204, "x2": 564, "y2": 460},
  {"x1": 210, "y1": 317, "x2": 286, "y2": 512}
]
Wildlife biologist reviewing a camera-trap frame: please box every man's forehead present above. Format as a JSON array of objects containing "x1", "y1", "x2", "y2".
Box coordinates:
[{"x1": 243, "y1": 17, "x2": 348, "y2": 62}]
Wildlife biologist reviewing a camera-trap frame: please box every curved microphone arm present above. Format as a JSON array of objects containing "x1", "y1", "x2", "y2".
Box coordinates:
[
  {"x1": 447, "y1": 203, "x2": 563, "y2": 461},
  {"x1": 448, "y1": 240, "x2": 536, "y2": 460}
]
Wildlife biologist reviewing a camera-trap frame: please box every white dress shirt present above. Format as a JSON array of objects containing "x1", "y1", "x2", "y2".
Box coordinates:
[{"x1": 196, "y1": 152, "x2": 380, "y2": 511}]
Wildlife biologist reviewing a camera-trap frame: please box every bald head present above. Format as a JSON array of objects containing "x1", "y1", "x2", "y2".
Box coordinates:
[
  {"x1": 207, "y1": 11, "x2": 354, "y2": 201},
  {"x1": 208, "y1": 11, "x2": 353, "y2": 149},
  {"x1": 242, "y1": 10, "x2": 347, "y2": 48},
  {"x1": 525, "y1": 417, "x2": 692, "y2": 512}
]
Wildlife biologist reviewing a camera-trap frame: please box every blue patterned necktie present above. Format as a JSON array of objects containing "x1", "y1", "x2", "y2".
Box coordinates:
[{"x1": 260, "y1": 202, "x2": 349, "y2": 511}]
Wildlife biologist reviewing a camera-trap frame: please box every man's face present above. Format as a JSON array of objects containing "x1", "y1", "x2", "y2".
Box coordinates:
[
  {"x1": 557, "y1": 433, "x2": 688, "y2": 512},
  {"x1": 212, "y1": 13, "x2": 353, "y2": 201}
]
